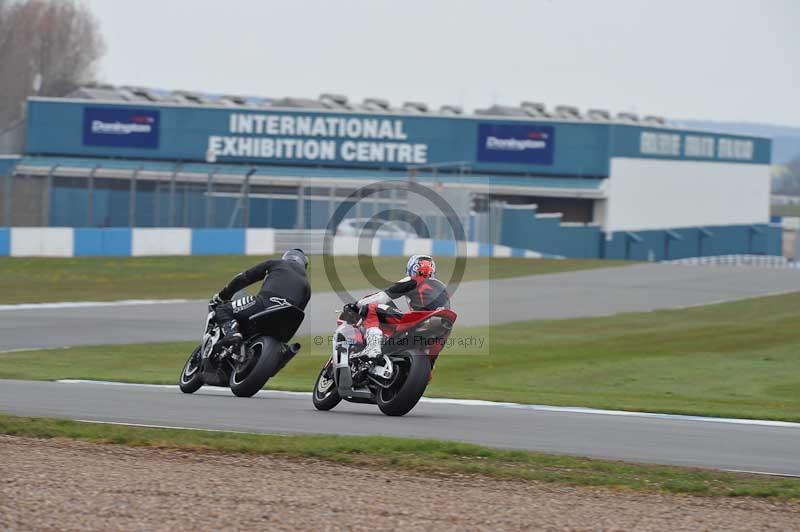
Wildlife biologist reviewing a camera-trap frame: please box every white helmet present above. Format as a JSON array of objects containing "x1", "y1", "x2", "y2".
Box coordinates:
[{"x1": 406, "y1": 255, "x2": 436, "y2": 278}]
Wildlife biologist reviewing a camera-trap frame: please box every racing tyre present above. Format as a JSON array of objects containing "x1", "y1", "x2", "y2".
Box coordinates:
[
  {"x1": 230, "y1": 336, "x2": 282, "y2": 398},
  {"x1": 377, "y1": 350, "x2": 431, "y2": 416},
  {"x1": 179, "y1": 344, "x2": 204, "y2": 394},
  {"x1": 312, "y1": 361, "x2": 342, "y2": 411}
]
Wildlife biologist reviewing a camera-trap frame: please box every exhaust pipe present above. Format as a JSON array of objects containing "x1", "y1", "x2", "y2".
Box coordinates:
[{"x1": 272, "y1": 342, "x2": 302, "y2": 376}]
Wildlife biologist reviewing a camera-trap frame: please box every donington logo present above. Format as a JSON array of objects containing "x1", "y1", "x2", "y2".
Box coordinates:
[
  {"x1": 91, "y1": 115, "x2": 155, "y2": 135},
  {"x1": 477, "y1": 124, "x2": 554, "y2": 165},
  {"x1": 83, "y1": 107, "x2": 160, "y2": 148},
  {"x1": 485, "y1": 131, "x2": 549, "y2": 152}
]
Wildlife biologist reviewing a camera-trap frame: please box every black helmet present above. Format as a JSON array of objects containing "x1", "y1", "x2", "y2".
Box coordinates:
[{"x1": 282, "y1": 248, "x2": 309, "y2": 270}]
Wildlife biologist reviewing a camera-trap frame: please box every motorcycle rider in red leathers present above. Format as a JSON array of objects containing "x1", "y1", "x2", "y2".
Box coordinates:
[{"x1": 352, "y1": 255, "x2": 450, "y2": 358}]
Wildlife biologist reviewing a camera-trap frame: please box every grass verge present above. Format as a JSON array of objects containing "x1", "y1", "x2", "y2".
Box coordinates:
[
  {"x1": 772, "y1": 204, "x2": 800, "y2": 217},
  {"x1": 0, "y1": 255, "x2": 626, "y2": 305},
  {"x1": 1, "y1": 292, "x2": 799, "y2": 421},
  {"x1": 1, "y1": 413, "x2": 798, "y2": 499}
]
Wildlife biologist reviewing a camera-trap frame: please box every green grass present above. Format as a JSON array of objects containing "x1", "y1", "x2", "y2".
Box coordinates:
[
  {"x1": 2, "y1": 292, "x2": 799, "y2": 421},
  {"x1": 1, "y1": 413, "x2": 798, "y2": 498},
  {"x1": 772, "y1": 203, "x2": 800, "y2": 217},
  {"x1": 0, "y1": 255, "x2": 625, "y2": 304}
]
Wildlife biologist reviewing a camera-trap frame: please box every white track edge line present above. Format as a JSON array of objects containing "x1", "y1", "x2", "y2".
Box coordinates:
[
  {"x1": 56, "y1": 379, "x2": 800, "y2": 429},
  {"x1": 71, "y1": 419, "x2": 800, "y2": 478},
  {"x1": 679, "y1": 287, "x2": 800, "y2": 310},
  {"x1": 75, "y1": 419, "x2": 268, "y2": 436},
  {"x1": 0, "y1": 347, "x2": 64, "y2": 354},
  {"x1": 722, "y1": 469, "x2": 800, "y2": 479}
]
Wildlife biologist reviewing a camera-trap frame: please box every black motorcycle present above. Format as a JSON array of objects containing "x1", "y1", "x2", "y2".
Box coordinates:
[{"x1": 179, "y1": 295, "x2": 305, "y2": 397}]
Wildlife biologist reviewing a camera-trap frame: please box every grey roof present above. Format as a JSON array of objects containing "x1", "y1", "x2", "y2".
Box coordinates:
[{"x1": 64, "y1": 84, "x2": 667, "y2": 125}]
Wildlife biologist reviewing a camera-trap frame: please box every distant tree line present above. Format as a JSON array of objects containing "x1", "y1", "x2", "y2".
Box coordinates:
[
  {"x1": 773, "y1": 156, "x2": 800, "y2": 196},
  {"x1": 0, "y1": 0, "x2": 105, "y2": 130}
]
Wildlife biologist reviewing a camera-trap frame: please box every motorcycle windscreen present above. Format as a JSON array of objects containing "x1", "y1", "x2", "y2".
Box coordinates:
[{"x1": 245, "y1": 306, "x2": 305, "y2": 342}]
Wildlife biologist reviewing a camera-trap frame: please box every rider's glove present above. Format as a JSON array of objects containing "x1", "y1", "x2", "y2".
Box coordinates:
[
  {"x1": 208, "y1": 293, "x2": 225, "y2": 310},
  {"x1": 343, "y1": 302, "x2": 360, "y2": 314}
]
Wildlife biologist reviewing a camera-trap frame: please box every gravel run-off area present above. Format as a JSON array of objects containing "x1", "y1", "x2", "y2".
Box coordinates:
[{"x1": 1, "y1": 436, "x2": 799, "y2": 531}]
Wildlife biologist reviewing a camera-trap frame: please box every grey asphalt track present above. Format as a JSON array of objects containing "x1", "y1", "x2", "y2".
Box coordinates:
[
  {"x1": 0, "y1": 263, "x2": 798, "y2": 350},
  {"x1": 1, "y1": 379, "x2": 799, "y2": 476}
]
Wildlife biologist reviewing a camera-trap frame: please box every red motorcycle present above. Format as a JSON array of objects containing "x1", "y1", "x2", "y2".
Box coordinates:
[{"x1": 312, "y1": 304, "x2": 457, "y2": 416}]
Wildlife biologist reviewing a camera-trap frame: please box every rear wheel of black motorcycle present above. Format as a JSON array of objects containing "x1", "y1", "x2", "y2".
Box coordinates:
[
  {"x1": 312, "y1": 362, "x2": 342, "y2": 411},
  {"x1": 179, "y1": 345, "x2": 204, "y2": 394},
  {"x1": 229, "y1": 336, "x2": 282, "y2": 398},
  {"x1": 377, "y1": 350, "x2": 431, "y2": 416}
]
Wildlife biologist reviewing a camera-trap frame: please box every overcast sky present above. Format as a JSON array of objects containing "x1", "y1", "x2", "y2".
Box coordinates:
[{"x1": 84, "y1": 0, "x2": 800, "y2": 126}]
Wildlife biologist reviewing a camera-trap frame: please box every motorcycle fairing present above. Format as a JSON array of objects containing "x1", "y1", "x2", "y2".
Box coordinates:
[{"x1": 329, "y1": 307, "x2": 457, "y2": 401}]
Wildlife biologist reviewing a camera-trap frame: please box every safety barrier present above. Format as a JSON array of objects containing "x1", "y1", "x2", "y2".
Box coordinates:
[
  {"x1": 500, "y1": 204, "x2": 783, "y2": 260},
  {"x1": 0, "y1": 227, "x2": 548, "y2": 259},
  {"x1": 663, "y1": 254, "x2": 799, "y2": 269}
]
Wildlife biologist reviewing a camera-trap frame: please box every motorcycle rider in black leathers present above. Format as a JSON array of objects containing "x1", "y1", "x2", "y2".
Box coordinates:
[{"x1": 211, "y1": 249, "x2": 311, "y2": 346}]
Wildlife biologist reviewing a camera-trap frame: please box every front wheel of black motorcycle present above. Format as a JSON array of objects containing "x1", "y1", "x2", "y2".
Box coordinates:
[
  {"x1": 377, "y1": 351, "x2": 431, "y2": 417},
  {"x1": 312, "y1": 361, "x2": 342, "y2": 411},
  {"x1": 229, "y1": 336, "x2": 282, "y2": 398},
  {"x1": 179, "y1": 345, "x2": 204, "y2": 394}
]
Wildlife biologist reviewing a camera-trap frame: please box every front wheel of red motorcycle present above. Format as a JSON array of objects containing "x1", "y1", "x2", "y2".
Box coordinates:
[
  {"x1": 377, "y1": 351, "x2": 431, "y2": 417},
  {"x1": 313, "y1": 361, "x2": 342, "y2": 411}
]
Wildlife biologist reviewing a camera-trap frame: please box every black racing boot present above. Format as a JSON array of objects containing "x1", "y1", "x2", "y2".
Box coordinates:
[{"x1": 220, "y1": 320, "x2": 243, "y2": 347}]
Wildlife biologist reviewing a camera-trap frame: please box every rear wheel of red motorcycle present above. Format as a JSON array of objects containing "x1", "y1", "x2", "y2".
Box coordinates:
[
  {"x1": 312, "y1": 361, "x2": 342, "y2": 411},
  {"x1": 377, "y1": 351, "x2": 431, "y2": 416}
]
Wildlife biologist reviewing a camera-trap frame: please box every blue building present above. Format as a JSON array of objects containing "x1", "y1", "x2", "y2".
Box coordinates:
[{"x1": 0, "y1": 87, "x2": 780, "y2": 259}]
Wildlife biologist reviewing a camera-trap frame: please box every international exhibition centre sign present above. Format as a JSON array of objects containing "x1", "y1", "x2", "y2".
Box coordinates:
[{"x1": 207, "y1": 112, "x2": 428, "y2": 164}]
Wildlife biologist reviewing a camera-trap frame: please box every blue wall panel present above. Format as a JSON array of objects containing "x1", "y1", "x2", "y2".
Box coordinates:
[
  {"x1": 50, "y1": 186, "x2": 88, "y2": 227},
  {"x1": 103, "y1": 228, "x2": 133, "y2": 255},
  {"x1": 304, "y1": 200, "x2": 332, "y2": 229},
  {"x1": 379, "y1": 239, "x2": 404, "y2": 256},
  {"x1": 269, "y1": 199, "x2": 297, "y2": 229},
  {"x1": 191, "y1": 229, "x2": 245, "y2": 255},
  {"x1": 73, "y1": 228, "x2": 102, "y2": 255},
  {"x1": 500, "y1": 204, "x2": 780, "y2": 260},
  {"x1": 0, "y1": 157, "x2": 20, "y2": 176},
  {"x1": 478, "y1": 243, "x2": 494, "y2": 257},
  {"x1": 133, "y1": 188, "x2": 156, "y2": 227},
  {"x1": 600, "y1": 224, "x2": 779, "y2": 260},
  {"x1": 50, "y1": 188, "x2": 304, "y2": 230},
  {"x1": 432, "y1": 239, "x2": 456, "y2": 257},
  {"x1": 664, "y1": 228, "x2": 697, "y2": 259},
  {"x1": 90, "y1": 188, "x2": 131, "y2": 227},
  {"x1": 248, "y1": 198, "x2": 271, "y2": 228},
  {"x1": 607, "y1": 230, "x2": 673, "y2": 260},
  {"x1": 0, "y1": 228, "x2": 9, "y2": 256},
  {"x1": 767, "y1": 225, "x2": 783, "y2": 256},
  {"x1": 74, "y1": 228, "x2": 132, "y2": 256},
  {"x1": 500, "y1": 208, "x2": 601, "y2": 258}
]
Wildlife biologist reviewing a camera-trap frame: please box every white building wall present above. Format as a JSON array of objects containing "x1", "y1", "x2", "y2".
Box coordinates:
[{"x1": 604, "y1": 158, "x2": 771, "y2": 232}]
